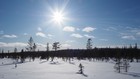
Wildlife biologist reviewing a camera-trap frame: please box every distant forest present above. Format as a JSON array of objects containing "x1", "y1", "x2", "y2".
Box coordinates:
[
  {"x1": 0, "y1": 47, "x2": 140, "y2": 61},
  {"x1": 0, "y1": 37, "x2": 140, "y2": 62}
]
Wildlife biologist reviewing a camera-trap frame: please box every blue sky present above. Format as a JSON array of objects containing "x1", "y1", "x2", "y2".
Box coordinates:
[{"x1": 0, "y1": 0, "x2": 140, "y2": 52}]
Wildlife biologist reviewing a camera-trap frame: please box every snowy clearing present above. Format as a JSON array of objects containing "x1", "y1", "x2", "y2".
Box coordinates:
[{"x1": 0, "y1": 58, "x2": 140, "y2": 79}]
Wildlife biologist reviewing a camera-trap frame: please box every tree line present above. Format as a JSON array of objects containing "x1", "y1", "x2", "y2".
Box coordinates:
[
  {"x1": 0, "y1": 37, "x2": 140, "y2": 62},
  {"x1": 0, "y1": 47, "x2": 140, "y2": 61}
]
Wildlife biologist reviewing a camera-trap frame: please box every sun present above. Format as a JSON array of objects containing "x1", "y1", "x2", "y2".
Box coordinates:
[{"x1": 52, "y1": 11, "x2": 65, "y2": 25}]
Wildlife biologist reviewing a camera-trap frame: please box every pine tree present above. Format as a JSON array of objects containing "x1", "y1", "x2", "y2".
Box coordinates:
[
  {"x1": 21, "y1": 49, "x2": 24, "y2": 52},
  {"x1": 129, "y1": 44, "x2": 132, "y2": 49},
  {"x1": 52, "y1": 42, "x2": 60, "y2": 51},
  {"x1": 86, "y1": 38, "x2": 92, "y2": 50},
  {"x1": 134, "y1": 43, "x2": 138, "y2": 49},
  {"x1": 14, "y1": 48, "x2": 17, "y2": 53},
  {"x1": 26, "y1": 37, "x2": 35, "y2": 51},
  {"x1": 79, "y1": 63, "x2": 84, "y2": 74},
  {"x1": 33, "y1": 43, "x2": 37, "y2": 51}
]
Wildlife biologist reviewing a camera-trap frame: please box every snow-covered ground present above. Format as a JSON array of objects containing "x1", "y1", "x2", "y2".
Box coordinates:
[{"x1": 0, "y1": 58, "x2": 140, "y2": 79}]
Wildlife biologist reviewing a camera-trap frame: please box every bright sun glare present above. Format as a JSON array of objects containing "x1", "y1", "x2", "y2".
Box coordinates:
[{"x1": 52, "y1": 11, "x2": 64, "y2": 24}]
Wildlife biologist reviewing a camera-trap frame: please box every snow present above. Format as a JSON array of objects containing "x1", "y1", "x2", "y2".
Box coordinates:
[{"x1": 0, "y1": 58, "x2": 140, "y2": 79}]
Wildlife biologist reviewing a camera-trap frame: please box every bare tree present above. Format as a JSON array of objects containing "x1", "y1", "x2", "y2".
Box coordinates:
[
  {"x1": 114, "y1": 58, "x2": 130, "y2": 73},
  {"x1": 52, "y1": 42, "x2": 60, "y2": 51},
  {"x1": 114, "y1": 58, "x2": 122, "y2": 73},
  {"x1": 46, "y1": 43, "x2": 49, "y2": 51},
  {"x1": 123, "y1": 59, "x2": 130, "y2": 72},
  {"x1": 86, "y1": 38, "x2": 92, "y2": 50}
]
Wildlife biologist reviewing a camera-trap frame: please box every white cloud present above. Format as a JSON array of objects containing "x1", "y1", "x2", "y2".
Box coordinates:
[
  {"x1": 71, "y1": 33, "x2": 83, "y2": 38},
  {"x1": 36, "y1": 32, "x2": 46, "y2": 38},
  {"x1": 82, "y1": 27, "x2": 96, "y2": 32},
  {"x1": 84, "y1": 34, "x2": 95, "y2": 38},
  {"x1": 37, "y1": 27, "x2": 42, "y2": 31},
  {"x1": 2, "y1": 34, "x2": 17, "y2": 38},
  {"x1": 63, "y1": 26, "x2": 75, "y2": 32},
  {"x1": 0, "y1": 42, "x2": 27, "y2": 47},
  {"x1": 122, "y1": 35, "x2": 136, "y2": 40},
  {"x1": 61, "y1": 43, "x2": 71, "y2": 49}
]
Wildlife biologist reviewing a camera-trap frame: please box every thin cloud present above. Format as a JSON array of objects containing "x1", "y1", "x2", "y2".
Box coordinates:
[
  {"x1": 23, "y1": 33, "x2": 29, "y2": 36},
  {"x1": 0, "y1": 30, "x2": 4, "y2": 34},
  {"x1": 84, "y1": 34, "x2": 95, "y2": 38},
  {"x1": 122, "y1": 35, "x2": 136, "y2": 40},
  {"x1": 0, "y1": 42, "x2": 27, "y2": 47},
  {"x1": 47, "y1": 34, "x2": 53, "y2": 37},
  {"x1": 37, "y1": 27, "x2": 42, "y2": 31},
  {"x1": 2, "y1": 34, "x2": 17, "y2": 38},
  {"x1": 47, "y1": 34, "x2": 54, "y2": 39},
  {"x1": 61, "y1": 43, "x2": 71, "y2": 49},
  {"x1": 136, "y1": 32, "x2": 140, "y2": 35},
  {"x1": 126, "y1": 27, "x2": 140, "y2": 33},
  {"x1": 96, "y1": 45, "x2": 130, "y2": 48},
  {"x1": 63, "y1": 26, "x2": 75, "y2": 32},
  {"x1": 36, "y1": 43, "x2": 46, "y2": 48},
  {"x1": 36, "y1": 32, "x2": 46, "y2": 38},
  {"x1": 82, "y1": 27, "x2": 96, "y2": 32},
  {"x1": 104, "y1": 27, "x2": 117, "y2": 31},
  {"x1": 71, "y1": 33, "x2": 83, "y2": 38},
  {"x1": 77, "y1": 28, "x2": 80, "y2": 31},
  {"x1": 36, "y1": 43, "x2": 53, "y2": 51},
  {"x1": 120, "y1": 32, "x2": 128, "y2": 36},
  {"x1": 125, "y1": 27, "x2": 140, "y2": 36},
  {"x1": 100, "y1": 39, "x2": 108, "y2": 41},
  {"x1": 65, "y1": 40, "x2": 75, "y2": 43}
]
